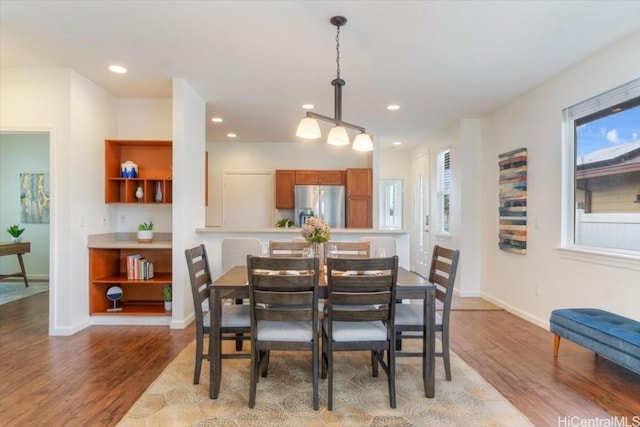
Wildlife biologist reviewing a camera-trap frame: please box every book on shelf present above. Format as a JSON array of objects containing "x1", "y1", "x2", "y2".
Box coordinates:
[{"x1": 126, "y1": 254, "x2": 154, "y2": 280}]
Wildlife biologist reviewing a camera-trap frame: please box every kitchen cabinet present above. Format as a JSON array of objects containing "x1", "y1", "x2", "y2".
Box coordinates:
[
  {"x1": 105, "y1": 139, "x2": 173, "y2": 204},
  {"x1": 276, "y1": 169, "x2": 345, "y2": 209},
  {"x1": 89, "y1": 241, "x2": 172, "y2": 316},
  {"x1": 275, "y1": 170, "x2": 296, "y2": 209},
  {"x1": 295, "y1": 170, "x2": 344, "y2": 185},
  {"x1": 346, "y1": 168, "x2": 373, "y2": 228}
]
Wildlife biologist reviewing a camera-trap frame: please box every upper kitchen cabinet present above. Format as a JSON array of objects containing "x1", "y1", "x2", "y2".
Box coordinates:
[
  {"x1": 275, "y1": 170, "x2": 296, "y2": 209},
  {"x1": 346, "y1": 168, "x2": 373, "y2": 228},
  {"x1": 295, "y1": 170, "x2": 345, "y2": 185},
  {"x1": 105, "y1": 140, "x2": 173, "y2": 204}
]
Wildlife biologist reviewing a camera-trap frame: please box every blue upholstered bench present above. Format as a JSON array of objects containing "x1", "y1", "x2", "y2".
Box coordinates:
[{"x1": 550, "y1": 308, "x2": 640, "y2": 375}]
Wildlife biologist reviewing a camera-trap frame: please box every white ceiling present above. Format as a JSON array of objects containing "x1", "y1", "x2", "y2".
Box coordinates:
[{"x1": 1, "y1": 1, "x2": 639, "y2": 149}]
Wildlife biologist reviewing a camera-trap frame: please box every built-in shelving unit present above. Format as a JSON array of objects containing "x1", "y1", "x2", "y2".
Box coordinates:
[
  {"x1": 89, "y1": 235, "x2": 172, "y2": 316},
  {"x1": 105, "y1": 139, "x2": 173, "y2": 204}
]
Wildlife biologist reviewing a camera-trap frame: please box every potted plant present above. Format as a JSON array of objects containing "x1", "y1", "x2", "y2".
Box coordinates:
[
  {"x1": 163, "y1": 285, "x2": 172, "y2": 311},
  {"x1": 275, "y1": 218, "x2": 294, "y2": 228},
  {"x1": 137, "y1": 221, "x2": 153, "y2": 243},
  {"x1": 6, "y1": 224, "x2": 25, "y2": 243}
]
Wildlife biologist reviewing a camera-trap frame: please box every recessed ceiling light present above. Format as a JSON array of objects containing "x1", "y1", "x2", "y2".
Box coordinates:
[
  {"x1": 387, "y1": 104, "x2": 400, "y2": 111},
  {"x1": 227, "y1": 133, "x2": 237, "y2": 138},
  {"x1": 211, "y1": 117, "x2": 223, "y2": 123},
  {"x1": 392, "y1": 141, "x2": 403, "y2": 145},
  {"x1": 302, "y1": 104, "x2": 314, "y2": 110},
  {"x1": 108, "y1": 65, "x2": 127, "y2": 74}
]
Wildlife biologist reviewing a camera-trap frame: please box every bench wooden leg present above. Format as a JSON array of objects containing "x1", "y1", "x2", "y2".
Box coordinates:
[{"x1": 553, "y1": 335, "x2": 560, "y2": 357}]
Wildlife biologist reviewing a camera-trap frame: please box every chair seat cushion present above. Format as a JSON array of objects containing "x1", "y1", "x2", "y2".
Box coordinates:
[
  {"x1": 257, "y1": 320, "x2": 315, "y2": 341},
  {"x1": 206, "y1": 304, "x2": 249, "y2": 328},
  {"x1": 323, "y1": 318, "x2": 387, "y2": 341},
  {"x1": 395, "y1": 303, "x2": 442, "y2": 326}
]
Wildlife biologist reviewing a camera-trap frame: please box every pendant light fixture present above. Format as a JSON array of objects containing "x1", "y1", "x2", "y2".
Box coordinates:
[{"x1": 296, "y1": 16, "x2": 373, "y2": 152}]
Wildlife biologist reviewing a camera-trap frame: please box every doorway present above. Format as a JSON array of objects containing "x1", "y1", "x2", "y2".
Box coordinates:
[
  {"x1": 0, "y1": 132, "x2": 51, "y2": 286},
  {"x1": 411, "y1": 152, "x2": 430, "y2": 277}
]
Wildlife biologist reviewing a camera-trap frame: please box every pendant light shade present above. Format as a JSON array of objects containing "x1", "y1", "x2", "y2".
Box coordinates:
[
  {"x1": 327, "y1": 125, "x2": 350, "y2": 146},
  {"x1": 296, "y1": 16, "x2": 372, "y2": 151},
  {"x1": 352, "y1": 132, "x2": 374, "y2": 152},
  {"x1": 296, "y1": 117, "x2": 321, "y2": 139}
]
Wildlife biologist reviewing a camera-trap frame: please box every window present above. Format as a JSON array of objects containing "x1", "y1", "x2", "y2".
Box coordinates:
[
  {"x1": 379, "y1": 179, "x2": 403, "y2": 230},
  {"x1": 436, "y1": 149, "x2": 451, "y2": 234},
  {"x1": 562, "y1": 78, "x2": 640, "y2": 256}
]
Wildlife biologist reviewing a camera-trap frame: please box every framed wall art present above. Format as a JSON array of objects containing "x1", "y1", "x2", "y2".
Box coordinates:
[{"x1": 498, "y1": 148, "x2": 527, "y2": 254}]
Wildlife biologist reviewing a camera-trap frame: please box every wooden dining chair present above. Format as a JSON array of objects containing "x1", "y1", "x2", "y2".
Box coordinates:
[
  {"x1": 221, "y1": 237, "x2": 261, "y2": 350},
  {"x1": 246, "y1": 255, "x2": 320, "y2": 410},
  {"x1": 360, "y1": 236, "x2": 397, "y2": 257},
  {"x1": 184, "y1": 244, "x2": 250, "y2": 385},
  {"x1": 324, "y1": 241, "x2": 370, "y2": 258},
  {"x1": 268, "y1": 240, "x2": 311, "y2": 258},
  {"x1": 322, "y1": 256, "x2": 399, "y2": 410},
  {"x1": 394, "y1": 245, "x2": 460, "y2": 381}
]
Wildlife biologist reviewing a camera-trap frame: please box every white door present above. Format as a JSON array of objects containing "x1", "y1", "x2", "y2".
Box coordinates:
[
  {"x1": 411, "y1": 153, "x2": 430, "y2": 277},
  {"x1": 222, "y1": 172, "x2": 272, "y2": 228}
]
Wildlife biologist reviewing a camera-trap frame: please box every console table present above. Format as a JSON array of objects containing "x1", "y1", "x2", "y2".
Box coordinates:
[{"x1": 0, "y1": 242, "x2": 30, "y2": 287}]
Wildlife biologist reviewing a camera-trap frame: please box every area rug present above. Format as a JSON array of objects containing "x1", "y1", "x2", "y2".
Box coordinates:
[
  {"x1": 117, "y1": 340, "x2": 532, "y2": 427},
  {"x1": 0, "y1": 281, "x2": 48, "y2": 305}
]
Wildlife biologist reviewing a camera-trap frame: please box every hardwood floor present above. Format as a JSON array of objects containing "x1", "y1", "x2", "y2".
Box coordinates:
[{"x1": 1, "y1": 292, "x2": 638, "y2": 426}]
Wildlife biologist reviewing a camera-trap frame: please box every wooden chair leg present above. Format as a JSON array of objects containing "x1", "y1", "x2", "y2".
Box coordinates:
[
  {"x1": 388, "y1": 348, "x2": 396, "y2": 409},
  {"x1": 235, "y1": 333, "x2": 244, "y2": 351},
  {"x1": 193, "y1": 337, "x2": 203, "y2": 384},
  {"x1": 442, "y1": 331, "x2": 451, "y2": 381},
  {"x1": 553, "y1": 335, "x2": 561, "y2": 357},
  {"x1": 249, "y1": 347, "x2": 258, "y2": 408}
]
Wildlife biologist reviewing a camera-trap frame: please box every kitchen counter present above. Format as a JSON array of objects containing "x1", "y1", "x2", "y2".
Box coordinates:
[
  {"x1": 195, "y1": 227, "x2": 411, "y2": 276},
  {"x1": 88, "y1": 232, "x2": 172, "y2": 249}
]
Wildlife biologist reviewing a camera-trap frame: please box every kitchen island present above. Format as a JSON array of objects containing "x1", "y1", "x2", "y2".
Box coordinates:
[{"x1": 196, "y1": 227, "x2": 411, "y2": 278}]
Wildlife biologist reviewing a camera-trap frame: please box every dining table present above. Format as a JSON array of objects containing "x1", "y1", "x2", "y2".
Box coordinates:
[{"x1": 208, "y1": 265, "x2": 436, "y2": 400}]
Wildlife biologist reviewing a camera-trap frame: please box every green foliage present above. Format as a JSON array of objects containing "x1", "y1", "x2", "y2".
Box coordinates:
[
  {"x1": 162, "y1": 285, "x2": 172, "y2": 302},
  {"x1": 6, "y1": 225, "x2": 25, "y2": 238},
  {"x1": 138, "y1": 221, "x2": 154, "y2": 231},
  {"x1": 275, "y1": 218, "x2": 294, "y2": 228}
]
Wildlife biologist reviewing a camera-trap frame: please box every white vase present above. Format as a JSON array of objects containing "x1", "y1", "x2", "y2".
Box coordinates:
[
  {"x1": 155, "y1": 182, "x2": 163, "y2": 203},
  {"x1": 164, "y1": 301, "x2": 172, "y2": 311},
  {"x1": 135, "y1": 186, "x2": 144, "y2": 202},
  {"x1": 11, "y1": 236, "x2": 22, "y2": 243},
  {"x1": 137, "y1": 230, "x2": 153, "y2": 243}
]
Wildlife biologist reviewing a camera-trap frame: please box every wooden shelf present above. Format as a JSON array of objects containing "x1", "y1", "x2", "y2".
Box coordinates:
[
  {"x1": 89, "y1": 246, "x2": 171, "y2": 317},
  {"x1": 105, "y1": 140, "x2": 173, "y2": 204},
  {"x1": 93, "y1": 300, "x2": 169, "y2": 316},
  {"x1": 93, "y1": 272, "x2": 172, "y2": 285}
]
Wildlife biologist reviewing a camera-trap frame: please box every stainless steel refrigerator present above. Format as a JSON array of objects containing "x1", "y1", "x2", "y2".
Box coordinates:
[{"x1": 294, "y1": 185, "x2": 346, "y2": 228}]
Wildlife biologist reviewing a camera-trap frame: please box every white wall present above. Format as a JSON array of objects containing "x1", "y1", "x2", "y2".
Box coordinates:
[
  {"x1": 0, "y1": 68, "x2": 119, "y2": 334},
  {"x1": 479, "y1": 31, "x2": 640, "y2": 324},
  {"x1": 0, "y1": 133, "x2": 50, "y2": 278},
  {"x1": 415, "y1": 32, "x2": 640, "y2": 325},
  {"x1": 113, "y1": 98, "x2": 173, "y2": 234},
  {"x1": 206, "y1": 141, "x2": 372, "y2": 226},
  {"x1": 171, "y1": 78, "x2": 206, "y2": 329}
]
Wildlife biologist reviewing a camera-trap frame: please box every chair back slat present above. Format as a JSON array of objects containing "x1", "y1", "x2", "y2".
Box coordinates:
[
  {"x1": 247, "y1": 255, "x2": 319, "y2": 326},
  {"x1": 269, "y1": 240, "x2": 311, "y2": 258},
  {"x1": 325, "y1": 241, "x2": 370, "y2": 258},
  {"x1": 326, "y1": 256, "x2": 398, "y2": 323},
  {"x1": 428, "y1": 245, "x2": 460, "y2": 309},
  {"x1": 185, "y1": 245, "x2": 213, "y2": 327}
]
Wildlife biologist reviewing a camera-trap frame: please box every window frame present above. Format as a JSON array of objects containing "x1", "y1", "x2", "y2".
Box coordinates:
[
  {"x1": 561, "y1": 78, "x2": 640, "y2": 262},
  {"x1": 435, "y1": 148, "x2": 451, "y2": 236}
]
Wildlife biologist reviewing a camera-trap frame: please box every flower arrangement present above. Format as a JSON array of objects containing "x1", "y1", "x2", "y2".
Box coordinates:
[{"x1": 301, "y1": 216, "x2": 331, "y2": 243}]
